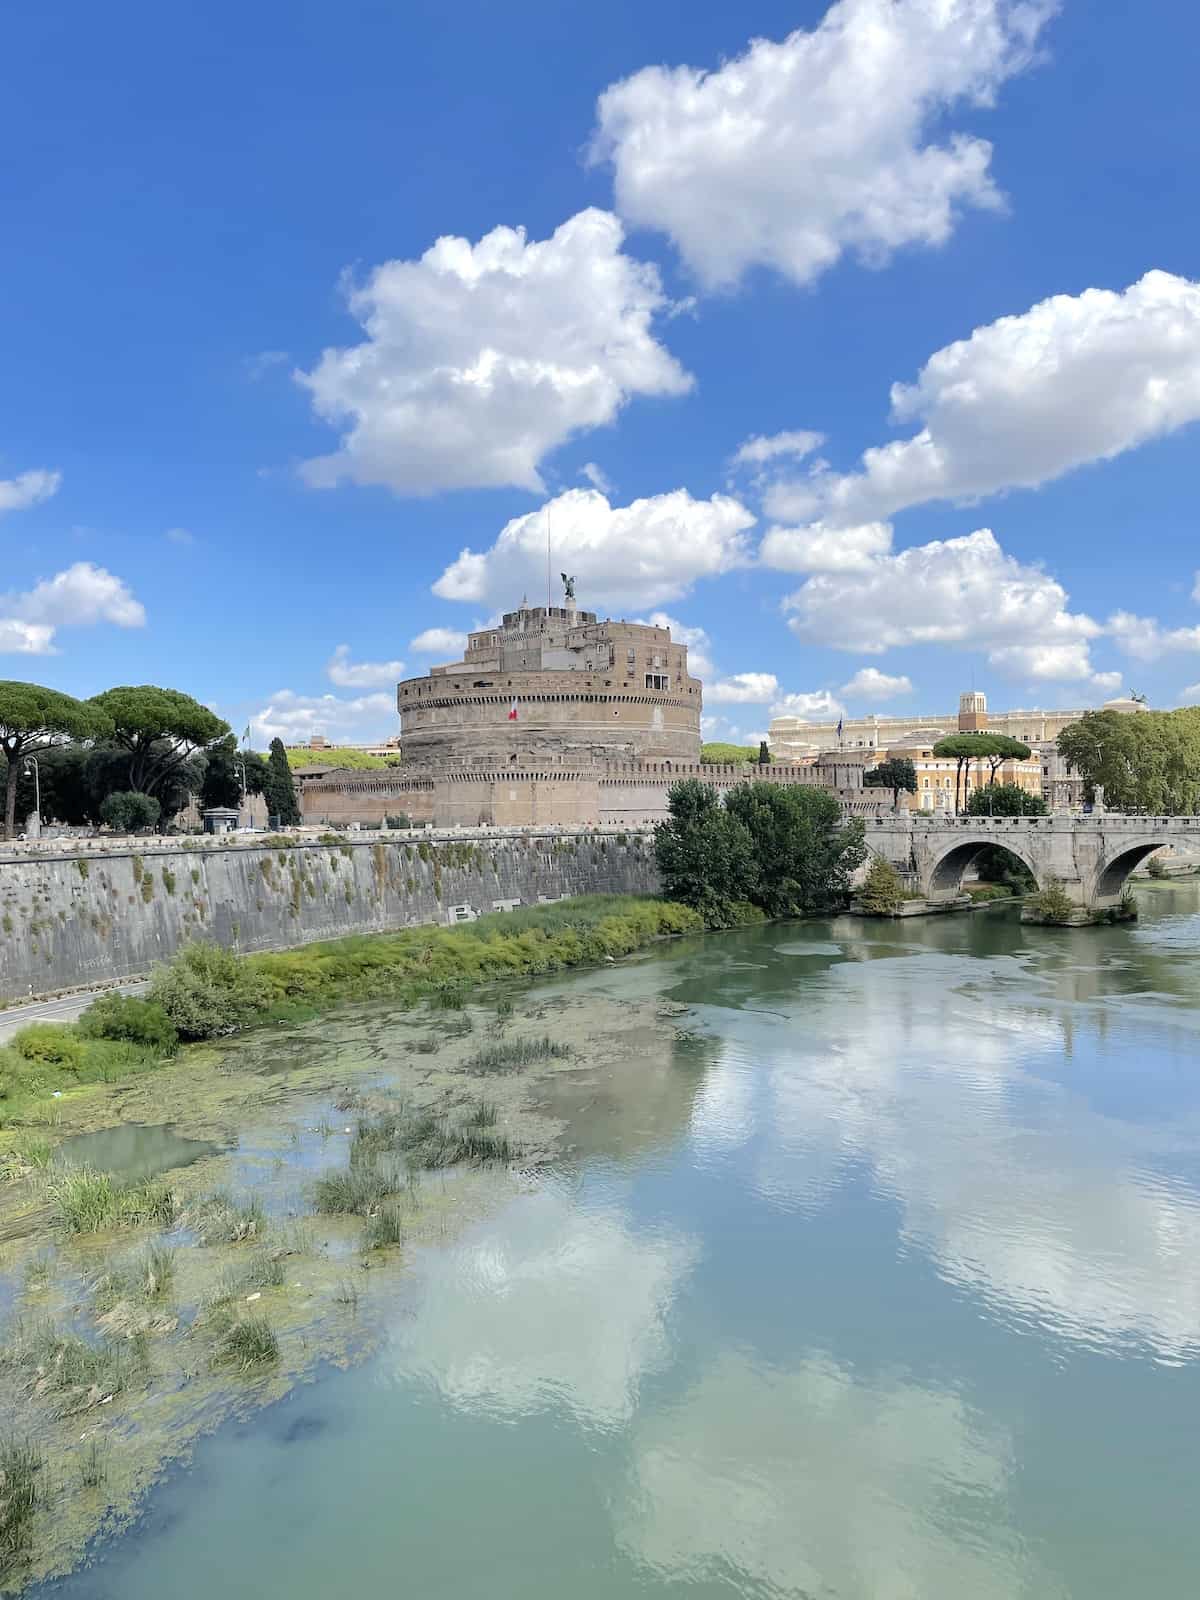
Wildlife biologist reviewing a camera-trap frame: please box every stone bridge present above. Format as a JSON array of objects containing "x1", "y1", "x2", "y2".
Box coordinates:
[{"x1": 862, "y1": 812, "x2": 1200, "y2": 911}]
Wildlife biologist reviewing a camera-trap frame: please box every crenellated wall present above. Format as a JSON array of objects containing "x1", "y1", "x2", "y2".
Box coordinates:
[{"x1": 0, "y1": 830, "x2": 659, "y2": 1002}]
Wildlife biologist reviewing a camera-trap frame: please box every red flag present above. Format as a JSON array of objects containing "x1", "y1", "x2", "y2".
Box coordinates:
[{"x1": 508, "y1": 699, "x2": 518, "y2": 721}]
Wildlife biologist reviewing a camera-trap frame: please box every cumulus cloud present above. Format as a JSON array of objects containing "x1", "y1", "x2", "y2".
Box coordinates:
[
  {"x1": 771, "y1": 690, "x2": 846, "y2": 721},
  {"x1": 297, "y1": 209, "x2": 692, "y2": 497},
  {"x1": 0, "y1": 469, "x2": 60, "y2": 515},
  {"x1": 433, "y1": 487, "x2": 755, "y2": 611},
  {"x1": 325, "y1": 643, "x2": 405, "y2": 688},
  {"x1": 706, "y1": 672, "x2": 780, "y2": 705},
  {"x1": 1180, "y1": 683, "x2": 1200, "y2": 705},
  {"x1": 592, "y1": 0, "x2": 1054, "y2": 290},
  {"x1": 248, "y1": 689, "x2": 396, "y2": 745},
  {"x1": 782, "y1": 528, "x2": 1116, "y2": 686},
  {"x1": 409, "y1": 626, "x2": 469, "y2": 658},
  {"x1": 760, "y1": 521, "x2": 893, "y2": 573},
  {"x1": 840, "y1": 666, "x2": 913, "y2": 701},
  {"x1": 769, "y1": 270, "x2": 1200, "y2": 525},
  {"x1": 732, "y1": 431, "x2": 825, "y2": 469},
  {"x1": 0, "y1": 562, "x2": 146, "y2": 655},
  {"x1": 1106, "y1": 611, "x2": 1200, "y2": 661}
]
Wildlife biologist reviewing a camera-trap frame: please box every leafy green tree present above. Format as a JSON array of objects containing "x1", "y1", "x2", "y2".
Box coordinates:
[
  {"x1": 982, "y1": 735, "x2": 1032, "y2": 781},
  {"x1": 654, "y1": 780, "x2": 756, "y2": 926},
  {"x1": 89, "y1": 685, "x2": 230, "y2": 802},
  {"x1": 1057, "y1": 708, "x2": 1200, "y2": 814},
  {"x1": 264, "y1": 737, "x2": 301, "y2": 825},
  {"x1": 99, "y1": 790, "x2": 161, "y2": 832},
  {"x1": 864, "y1": 756, "x2": 917, "y2": 807},
  {"x1": 931, "y1": 733, "x2": 1017, "y2": 813},
  {"x1": 200, "y1": 738, "x2": 268, "y2": 811},
  {"x1": 724, "y1": 783, "x2": 867, "y2": 917},
  {"x1": 965, "y1": 782, "x2": 1047, "y2": 817},
  {"x1": 0, "y1": 681, "x2": 110, "y2": 838},
  {"x1": 857, "y1": 856, "x2": 906, "y2": 915}
]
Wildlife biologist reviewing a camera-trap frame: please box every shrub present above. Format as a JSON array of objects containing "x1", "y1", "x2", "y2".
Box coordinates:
[
  {"x1": 1025, "y1": 880, "x2": 1077, "y2": 924},
  {"x1": 78, "y1": 993, "x2": 179, "y2": 1054},
  {"x1": 99, "y1": 791, "x2": 161, "y2": 832},
  {"x1": 11, "y1": 1024, "x2": 84, "y2": 1071},
  {"x1": 857, "y1": 858, "x2": 906, "y2": 916},
  {"x1": 1147, "y1": 853, "x2": 1169, "y2": 879},
  {"x1": 385, "y1": 813, "x2": 411, "y2": 829},
  {"x1": 148, "y1": 942, "x2": 272, "y2": 1039}
]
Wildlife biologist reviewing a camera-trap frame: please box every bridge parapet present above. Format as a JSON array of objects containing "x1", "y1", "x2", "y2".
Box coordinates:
[{"x1": 856, "y1": 811, "x2": 1200, "y2": 908}]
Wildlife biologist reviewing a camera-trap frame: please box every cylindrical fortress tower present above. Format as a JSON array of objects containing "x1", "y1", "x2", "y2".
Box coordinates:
[{"x1": 397, "y1": 600, "x2": 702, "y2": 768}]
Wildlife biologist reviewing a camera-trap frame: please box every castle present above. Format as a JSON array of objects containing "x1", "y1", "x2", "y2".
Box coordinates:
[{"x1": 302, "y1": 583, "x2": 868, "y2": 828}]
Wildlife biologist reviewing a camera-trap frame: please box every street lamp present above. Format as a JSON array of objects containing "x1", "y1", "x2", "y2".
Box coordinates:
[
  {"x1": 23, "y1": 757, "x2": 40, "y2": 831},
  {"x1": 233, "y1": 761, "x2": 247, "y2": 823}
]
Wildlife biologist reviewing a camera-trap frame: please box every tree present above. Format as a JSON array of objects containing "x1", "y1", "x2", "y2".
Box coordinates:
[
  {"x1": 200, "y1": 738, "x2": 268, "y2": 811},
  {"x1": 931, "y1": 733, "x2": 1017, "y2": 813},
  {"x1": 654, "y1": 780, "x2": 756, "y2": 926},
  {"x1": 1057, "y1": 708, "x2": 1200, "y2": 815},
  {"x1": 89, "y1": 686, "x2": 230, "y2": 802},
  {"x1": 0, "y1": 681, "x2": 110, "y2": 839},
  {"x1": 99, "y1": 791, "x2": 162, "y2": 832},
  {"x1": 264, "y1": 737, "x2": 301, "y2": 825},
  {"x1": 723, "y1": 783, "x2": 867, "y2": 917},
  {"x1": 857, "y1": 857, "x2": 906, "y2": 915},
  {"x1": 983, "y1": 735, "x2": 1032, "y2": 782},
  {"x1": 965, "y1": 783, "x2": 1047, "y2": 817},
  {"x1": 864, "y1": 756, "x2": 917, "y2": 808}
]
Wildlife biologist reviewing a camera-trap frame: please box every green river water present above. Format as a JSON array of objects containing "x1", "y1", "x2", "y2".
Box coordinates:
[{"x1": 30, "y1": 882, "x2": 1200, "y2": 1598}]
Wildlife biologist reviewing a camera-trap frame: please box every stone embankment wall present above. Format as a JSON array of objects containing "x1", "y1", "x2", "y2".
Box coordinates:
[{"x1": 0, "y1": 830, "x2": 658, "y2": 1003}]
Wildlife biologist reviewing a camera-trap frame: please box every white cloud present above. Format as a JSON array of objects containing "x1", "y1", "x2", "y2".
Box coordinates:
[
  {"x1": 248, "y1": 689, "x2": 397, "y2": 745},
  {"x1": 1107, "y1": 611, "x2": 1200, "y2": 661},
  {"x1": 706, "y1": 672, "x2": 780, "y2": 705},
  {"x1": 988, "y1": 642, "x2": 1118, "y2": 685},
  {"x1": 771, "y1": 690, "x2": 846, "y2": 721},
  {"x1": 326, "y1": 643, "x2": 405, "y2": 688},
  {"x1": 297, "y1": 208, "x2": 692, "y2": 497},
  {"x1": 0, "y1": 562, "x2": 146, "y2": 654},
  {"x1": 580, "y1": 461, "x2": 615, "y2": 495},
  {"x1": 410, "y1": 626, "x2": 469, "y2": 658},
  {"x1": 592, "y1": 0, "x2": 1054, "y2": 291},
  {"x1": 0, "y1": 469, "x2": 60, "y2": 515},
  {"x1": 782, "y1": 528, "x2": 1114, "y2": 685},
  {"x1": 840, "y1": 667, "x2": 913, "y2": 701},
  {"x1": 732, "y1": 431, "x2": 824, "y2": 468},
  {"x1": 769, "y1": 270, "x2": 1200, "y2": 525},
  {"x1": 760, "y1": 520, "x2": 893, "y2": 573},
  {"x1": 433, "y1": 487, "x2": 755, "y2": 611},
  {"x1": 1180, "y1": 683, "x2": 1200, "y2": 704},
  {"x1": 165, "y1": 526, "x2": 195, "y2": 546}
]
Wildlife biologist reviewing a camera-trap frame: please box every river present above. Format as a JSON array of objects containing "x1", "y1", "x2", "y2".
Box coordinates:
[{"x1": 30, "y1": 881, "x2": 1200, "y2": 1598}]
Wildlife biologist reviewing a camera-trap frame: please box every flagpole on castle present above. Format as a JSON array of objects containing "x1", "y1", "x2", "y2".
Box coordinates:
[{"x1": 546, "y1": 500, "x2": 552, "y2": 611}]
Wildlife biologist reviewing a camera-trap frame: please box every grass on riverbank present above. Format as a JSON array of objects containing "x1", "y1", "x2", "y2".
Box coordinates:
[{"x1": 0, "y1": 896, "x2": 699, "y2": 1129}]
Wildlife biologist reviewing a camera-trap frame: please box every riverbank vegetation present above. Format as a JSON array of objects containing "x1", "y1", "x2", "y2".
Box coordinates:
[
  {"x1": 0, "y1": 896, "x2": 699, "y2": 1126},
  {"x1": 654, "y1": 779, "x2": 866, "y2": 927}
]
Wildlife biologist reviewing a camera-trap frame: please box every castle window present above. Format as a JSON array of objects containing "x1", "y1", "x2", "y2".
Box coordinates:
[{"x1": 645, "y1": 673, "x2": 668, "y2": 691}]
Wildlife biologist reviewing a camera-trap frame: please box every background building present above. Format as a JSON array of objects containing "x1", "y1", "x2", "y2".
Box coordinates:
[{"x1": 770, "y1": 691, "x2": 1150, "y2": 761}]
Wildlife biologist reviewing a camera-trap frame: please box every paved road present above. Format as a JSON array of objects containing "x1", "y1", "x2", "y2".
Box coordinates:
[{"x1": 0, "y1": 980, "x2": 149, "y2": 1042}]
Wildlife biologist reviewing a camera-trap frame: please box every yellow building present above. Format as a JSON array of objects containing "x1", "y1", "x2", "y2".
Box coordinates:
[{"x1": 877, "y1": 744, "x2": 1045, "y2": 812}]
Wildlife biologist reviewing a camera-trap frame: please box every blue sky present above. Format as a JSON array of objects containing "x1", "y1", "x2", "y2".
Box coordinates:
[{"x1": 3, "y1": 0, "x2": 1200, "y2": 747}]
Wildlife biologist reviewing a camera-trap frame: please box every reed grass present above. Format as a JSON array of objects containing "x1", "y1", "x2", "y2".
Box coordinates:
[
  {"x1": 48, "y1": 1168, "x2": 176, "y2": 1234},
  {"x1": 183, "y1": 1190, "x2": 265, "y2": 1244},
  {"x1": 461, "y1": 1036, "x2": 569, "y2": 1075},
  {"x1": 0, "y1": 1436, "x2": 41, "y2": 1573},
  {"x1": 0, "y1": 1321, "x2": 149, "y2": 1416},
  {"x1": 215, "y1": 1317, "x2": 279, "y2": 1371}
]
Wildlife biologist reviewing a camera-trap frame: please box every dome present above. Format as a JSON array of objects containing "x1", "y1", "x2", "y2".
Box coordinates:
[{"x1": 1101, "y1": 696, "x2": 1150, "y2": 714}]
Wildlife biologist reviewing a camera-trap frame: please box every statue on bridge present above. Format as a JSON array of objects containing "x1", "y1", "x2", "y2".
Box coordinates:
[{"x1": 561, "y1": 573, "x2": 576, "y2": 604}]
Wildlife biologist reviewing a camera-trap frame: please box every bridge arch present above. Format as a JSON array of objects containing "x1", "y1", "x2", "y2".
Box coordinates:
[
  {"x1": 925, "y1": 834, "x2": 1041, "y2": 898},
  {"x1": 1091, "y1": 838, "x2": 1173, "y2": 901}
]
